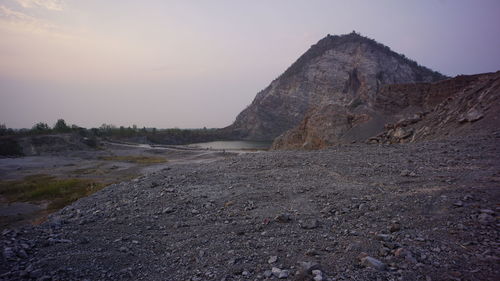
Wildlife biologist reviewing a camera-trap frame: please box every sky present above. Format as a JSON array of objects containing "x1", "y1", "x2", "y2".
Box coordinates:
[{"x1": 1, "y1": 0, "x2": 499, "y2": 129}]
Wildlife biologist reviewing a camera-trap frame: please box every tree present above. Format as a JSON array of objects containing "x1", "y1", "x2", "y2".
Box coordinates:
[
  {"x1": 0, "y1": 123, "x2": 6, "y2": 136},
  {"x1": 32, "y1": 122, "x2": 51, "y2": 134},
  {"x1": 53, "y1": 119, "x2": 70, "y2": 133}
]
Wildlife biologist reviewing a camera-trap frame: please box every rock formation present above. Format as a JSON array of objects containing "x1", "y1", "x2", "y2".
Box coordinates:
[
  {"x1": 274, "y1": 72, "x2": 500, "y2": 149},
  {"x1": 369, "y1": 71, "x2": 500, "y2": 144},
  {"x1": 228, "y1": 32, "x2": 446, "y2": 141}
]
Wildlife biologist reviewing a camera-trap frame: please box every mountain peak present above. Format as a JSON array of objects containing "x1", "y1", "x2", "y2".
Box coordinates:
[{"x1": 280, "y1": 32, "x2": 446, "y2": 81}]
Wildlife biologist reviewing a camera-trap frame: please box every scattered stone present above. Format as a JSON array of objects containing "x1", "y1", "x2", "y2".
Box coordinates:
[
  {"x1": 313, "y1": 275, "x2": 323, "y2": 281},
  {"x1": 394, "y1": 248, "x2": 417, "y2": 263},
  {"x1": 394, "y1": 127, "x2": 413, "y2": 139},
  {"x1": 298, "y1": 261, "x2": 321, "y2": 272},
  {"x1": 478, "y1": 213, "x2": 495, "y2": 225},
  {"x1": 300, "y1": 219, "x2": 319, "y2": 229},
  {"x1": 268, "y1": 255, "x2": 278, "y2": 264},
  {"x1": 312, "y1": 269, "x2": 323, "y2": 281},
  {"x1": 271, "y1": 267, "x2": 282, "y2": 277},
  {"x1": 305, "y1": 249, "x2": 320, "y2": 256},
  {"x1": 162, "y1": 207, "x2": 174, "y2": 214},
  {"x1": 459, "y1": 109, "x2": 484, "y2": 123},
  {"x1": 78, "y1": 237, "x2": 90, "y2": 244},
  {"x1": 278, "y1": 270, "x2": 289, "y2": 279},
  {"x1": 359, "y1": 255, "x2": 386, "y2": 271},
  {"x1": 30, "y1": 269, "x2": 43, "y2": 279},
  {"x1": 453, "y1": 201, "x2": 464, "y2": 207},
  {"x1": 3, "y1": 247, "x2": 15, "y2": 260},
  {"x1": 275, "y1": 213, "x2": 292, "y2": 223},
  {"x1": 479, "y1": 209, "x2": 495, "y2": 215},
  {"x1": 378, "y1": 247, "x2": 390, "y2": 257},
  {"x1": 400, "y1": 169, "x2": 410, "y2": 177},
  {"x1": 389, "y1": 222, "x2": 401, "y2": 233},
  {"x1": 376, "y1": 234, "x2": 392, "y2": 242}
]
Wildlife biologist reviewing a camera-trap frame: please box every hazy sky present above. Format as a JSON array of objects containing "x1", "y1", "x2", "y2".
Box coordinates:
[{"x1": 1, "y1": 0, "x2": 499, "y2": 129}]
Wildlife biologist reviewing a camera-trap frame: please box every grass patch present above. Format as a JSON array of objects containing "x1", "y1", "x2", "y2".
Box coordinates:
[
  {"x1": 99, "y1": 155, "x2": 167, "y2": 164},
  {"x1": 0, "y1": 174, "x2": 107, "y2": 210}
]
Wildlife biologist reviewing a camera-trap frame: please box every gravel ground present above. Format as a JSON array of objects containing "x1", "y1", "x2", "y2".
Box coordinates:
[{"x1": 1, "y1": 134, "x2": 499, "y2": 281}]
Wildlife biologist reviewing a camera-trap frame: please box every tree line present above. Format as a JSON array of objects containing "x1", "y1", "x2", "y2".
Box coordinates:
[{"x1": 0, "y1": 119, "x2": 228, "y2": 145}]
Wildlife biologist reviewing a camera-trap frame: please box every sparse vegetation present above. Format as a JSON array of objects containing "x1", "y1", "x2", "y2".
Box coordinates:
[
  {"x1": 99, "y1": 155, "x2": 167, "y2": 164},
  {"x1": 0, "y1": 174, "x2": 107, "y2": 210}
]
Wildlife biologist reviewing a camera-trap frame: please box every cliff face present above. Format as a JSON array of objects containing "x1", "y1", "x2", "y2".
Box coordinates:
[
  {"x1": 273, "y1": 72, "x2": 500, "y2": 149},
  {"x1": 370, "y1": 72, "x2": 500, "y2": 144},
  {"x1": 228, "y1": 32, "x2": 445, "y2": 141}
]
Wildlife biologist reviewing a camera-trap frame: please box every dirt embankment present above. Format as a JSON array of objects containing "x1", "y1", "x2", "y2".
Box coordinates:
[{"x1": 1, "y1": 134, "x2": 498, "y2": 281}]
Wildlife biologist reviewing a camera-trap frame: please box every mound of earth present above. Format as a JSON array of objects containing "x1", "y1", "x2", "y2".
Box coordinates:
[{"x1": 1, "y1": 134, "x2": 499, "y2": 280}]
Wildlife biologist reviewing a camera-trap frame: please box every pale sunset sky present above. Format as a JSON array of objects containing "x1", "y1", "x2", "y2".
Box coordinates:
[{"x1": 1, "y1": 0, "x2": 499, "y2": 129}]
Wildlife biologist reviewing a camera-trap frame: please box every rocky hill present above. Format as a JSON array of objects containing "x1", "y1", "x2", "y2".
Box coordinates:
[
  {"x1": 227, "y1": 32, "x2": 446, "y2": 141},
  {"x1": 273, "y1": 72, "x2": 500, "y2": 149}
]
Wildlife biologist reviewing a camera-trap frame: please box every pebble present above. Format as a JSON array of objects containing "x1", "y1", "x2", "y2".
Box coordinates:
[
  {"x1": 313, "y1": 275, "x2": 323, "y2": 281},
  {"x1": 478, "y1": 213, "x2": 494, "y2": 224},
  {"x1": 271, "y1": 267, "x2": 282, "y2": 277},
  {"x1": 162, "y1": 207, "x2": 174, "y2": 214},
  {"x1": 268, "y1": 255, "x2": 278, "y2": 264},
  {"x1": 400, "y1": 169, "x2": 410, "y2": 176},
  {"x1": 278, "y1": 270, "x2": 289, "y2": 279},
  {"x1": 389, "y1": 222, "x2": 401, "y2": 232},
  {"x1": 312, "y1": 269, "x2": 323, "y2": 280},
  {"x1": 275, "y1": 213, "x2": 292, "y2": 223},
  {"x1": 376, "y1": 234, "x2": 392, "y2": 241},
  {"x1": 359, "y1": 254, "x2": 386, "y2": 271},
  {"x1": 3, "y1": 247, "x2": 15, "y2": 260},
  {"x1": 300, "y1": 219, "x2": 319, "y2": 229}
]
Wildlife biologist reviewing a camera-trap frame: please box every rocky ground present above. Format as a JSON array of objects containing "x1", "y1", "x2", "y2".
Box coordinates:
[
  {"x1": 0, "y1": 141, "x2": 230, "y2": 228},
  {"x1": 1, "y1": 134, "x2": 499, "y2": 281}
]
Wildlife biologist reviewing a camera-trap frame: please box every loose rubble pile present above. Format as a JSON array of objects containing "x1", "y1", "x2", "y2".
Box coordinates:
[{"x1": 1, "y1": 134, "x2": 499, "y2": 280}]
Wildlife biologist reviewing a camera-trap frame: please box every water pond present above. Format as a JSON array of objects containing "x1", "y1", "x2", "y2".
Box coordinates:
[{"x1": 187, "y1": 140, "x2": 272, "y2": 150}]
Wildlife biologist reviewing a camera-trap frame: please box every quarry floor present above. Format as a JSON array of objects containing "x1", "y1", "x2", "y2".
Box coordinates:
[
  {"x1": 0, "y1": 142, "x2": 232, "y2": 229},
  {"x1": 1, "y1": 135, "x2": 499, "y2": 281}
]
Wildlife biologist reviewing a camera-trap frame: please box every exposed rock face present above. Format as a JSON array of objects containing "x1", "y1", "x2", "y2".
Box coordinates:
[
  {"x1": 275, "y1": 72, "x2": 500, "y2": 149},
  {"x1": 272, "y1": 105, "x2": 371, "y2": 149},
  {"x1": 228, "y1": 32, "x2": 445, "y2": 141},
  {"x1": 370, "y1": 72, "x2": 500, "y2": 144}
]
